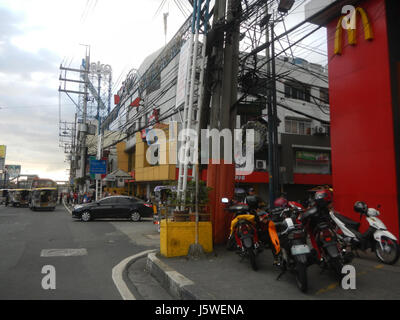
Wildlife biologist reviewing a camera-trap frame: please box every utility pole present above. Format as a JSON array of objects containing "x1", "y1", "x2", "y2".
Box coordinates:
[
  {"x1": 209, "y1": 0, "x2": 226, "y2": 131},
  {"x1": 265, "y1": 8, "x2": 280, "y2": 207},
  {"x1": 96, "y1": 72, "x2": 102, "y2": 201},
  {"x1": 81, "y1": 48, "x2": 90, "y2": 190},
  {"x1": 270, "y1": 20, "x2": 281, "y2": 199},
  {"x1": 70, "y1": 113, "x2": 77, "y2": 187},
  {"x1": 59, "y1": 45, "x2": 91, "y2": 193},
  {"x1": 206, "y1": 0, "x2": 241, "y2": 244}
]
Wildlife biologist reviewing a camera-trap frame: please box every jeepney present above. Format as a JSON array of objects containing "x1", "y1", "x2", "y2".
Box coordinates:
[
  {"x1": 29, "y1": 179, "x2": 58, "y2": 211},
  {"x1": 8, "y1": 189, "x2": 30, "y2": 207}
]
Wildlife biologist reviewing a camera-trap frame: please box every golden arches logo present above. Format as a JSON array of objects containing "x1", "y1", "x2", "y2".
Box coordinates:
[{"x1": 334, "y1": 7, "x2": 374, "y2": 55}]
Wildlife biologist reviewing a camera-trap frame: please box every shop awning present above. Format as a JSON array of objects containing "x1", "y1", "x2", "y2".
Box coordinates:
[{"x1": 102, "y1": 169, "x2": 131, "y2": 182}]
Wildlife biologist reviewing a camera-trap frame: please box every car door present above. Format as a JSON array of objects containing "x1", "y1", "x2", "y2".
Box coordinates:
[
  {"x1": 93, "y1": 198, "x2": 115, "y2": 218},
  {"x1": 113, "y1": 197, "x2": 131, "y2": 218}
]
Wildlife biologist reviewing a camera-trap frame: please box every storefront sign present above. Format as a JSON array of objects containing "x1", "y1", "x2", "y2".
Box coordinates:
[{"x1": 296, "y1": 151, "x2": 329, "y2": 164}]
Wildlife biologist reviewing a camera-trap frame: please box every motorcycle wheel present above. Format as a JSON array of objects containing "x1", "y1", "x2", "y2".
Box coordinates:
[
  {"x1": 295, "y1": 262, "x2": 308, "y2": 293},
  {"x1": 329, "y1": 257, "x2": 345, "y2": 280},
  {"x1": 226, "y1": 235, "x2": 236, "y2": 251},
  {"x1": 247, "y1": 247, "x2": 258, "y2": 271},
  {"x1": 375, "y1": 237, "x2": 400, "y2": 265}
]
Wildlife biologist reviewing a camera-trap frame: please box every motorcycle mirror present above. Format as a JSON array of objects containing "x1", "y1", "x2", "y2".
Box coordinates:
[{"x1": 221, "y1": 198, "x2": 229, "y2": 204}]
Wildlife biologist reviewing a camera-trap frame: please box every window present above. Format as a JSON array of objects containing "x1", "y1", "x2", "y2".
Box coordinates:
[
  {"x1": 285, "y1": 118, "x2": 311, "y2": 135},
  {"x1": 284, "y1": 81, "x2": 311, "y2": 102},
  {"x1": 116, "y1": 197, "x2": 131, "y2": 204},
  {"x1": 320, "y1": 88, "x2": 329, "y2": 104},
  {"x1": 99, "y1": 198, "x2": 115, "y2": 204}
]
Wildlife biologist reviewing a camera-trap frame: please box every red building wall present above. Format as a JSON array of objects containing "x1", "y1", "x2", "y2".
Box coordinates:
[{"x1": 327, "y1": 0, "x2": 399, "y2": 237}]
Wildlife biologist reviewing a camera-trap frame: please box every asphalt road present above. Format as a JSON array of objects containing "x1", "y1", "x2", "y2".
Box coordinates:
[{"x1": 0, "y1": 203, "x2": 160, "y2": 300}]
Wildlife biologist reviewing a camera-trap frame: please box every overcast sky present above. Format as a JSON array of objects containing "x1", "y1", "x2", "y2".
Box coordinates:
[
  {"x1": 0, "y1": 0, "x2": 325, "y2": 182},
  {"x1": 0, "y1": 0, "x2": 192, "y2": 181}
]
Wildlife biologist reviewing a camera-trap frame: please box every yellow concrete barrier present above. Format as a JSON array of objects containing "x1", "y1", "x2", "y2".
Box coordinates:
[{"x1": 160, "y1": 220, "x2": 213, "y2": 257}]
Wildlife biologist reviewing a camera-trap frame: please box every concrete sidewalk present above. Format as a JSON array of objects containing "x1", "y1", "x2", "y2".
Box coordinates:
[{"x1": 130, "y1": 245, "x2": 400, "y2": 300}]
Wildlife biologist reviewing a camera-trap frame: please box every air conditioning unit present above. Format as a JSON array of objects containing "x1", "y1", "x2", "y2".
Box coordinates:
[
  {"x1": 313, "y1": 126, "x2": 326, "y2": 136},
  {"x1": 256, "y1": 160, "x2": 267, "y2": 170}
]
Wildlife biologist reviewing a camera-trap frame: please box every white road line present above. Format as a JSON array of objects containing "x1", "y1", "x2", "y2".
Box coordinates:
[
  {"x1": 112, "y1": 249, "x2": 157, "y2": 300},
  {"x1": 41, "y1": 248, "x2": 88, "y2": 257},
  {"x1": 63, "y1": 200, "x2": 72, "y2": 214}
]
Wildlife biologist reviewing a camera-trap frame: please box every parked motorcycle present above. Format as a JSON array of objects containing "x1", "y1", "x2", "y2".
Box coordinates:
[
  {"x1": 330, "y1": 201, "x2": 399, "y2": 265},
  {"x1": 298, "y1": 189, "x2": 346, "y2": 279},
  {"x1": 223, "y1": 198, "x2": 261, "y2": 271},
  {"x1": 274, "y1": 215, "x2": 311, "y2": 293}
]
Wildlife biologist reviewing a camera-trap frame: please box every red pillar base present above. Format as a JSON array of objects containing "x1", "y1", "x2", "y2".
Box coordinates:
[{"x1": 207, "y1": 162, "x2": 235, "y2": 244}]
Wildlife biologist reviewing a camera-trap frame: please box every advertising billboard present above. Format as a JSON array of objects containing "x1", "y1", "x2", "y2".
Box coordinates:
[
  {"x1": 5, "y1": 165, "x2": 21, "y2": 179},
  {"x1": 0, "y1": 145, "x2": 6, "y2": 158}
]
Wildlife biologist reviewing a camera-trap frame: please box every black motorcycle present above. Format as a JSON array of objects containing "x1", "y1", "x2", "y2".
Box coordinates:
[
  {"x1": 273, "y1": 207, "x2": 311, "y2": 292},
  {"x1": 299, "y1": 205, "x2": 346, "y2": 279}
]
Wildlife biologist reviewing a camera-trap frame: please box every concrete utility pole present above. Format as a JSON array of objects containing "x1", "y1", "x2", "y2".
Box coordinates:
[
  {"x1": 209, "y1": 0, "x2": 226, "y2": 131},
  {"x1": 206, "y1": 0, "x2": 241, "y2": 244},
  {"x1": 265, "y1": 8, "x2": 280, "y2": 207},
  {"x1": 59, "y1": 46, "x2": 91, "y2": 192},
  {"x1": 81, "y1": 49, "x2": 90, "y2": 187},
  {"x1": 70, "y1": 113, "x2": 77, "y2": 186},
  {"x1": 96, "y1": 71, "x2": 102, "y2": 201}
]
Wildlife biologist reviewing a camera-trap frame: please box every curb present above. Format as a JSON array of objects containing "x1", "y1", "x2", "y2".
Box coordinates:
[
  {"x1": 146, "y1": 252, "x2": 215, "y2": 300},
  {"x1": 112, "y1": 249, "x2": 157, "y2": 300}
]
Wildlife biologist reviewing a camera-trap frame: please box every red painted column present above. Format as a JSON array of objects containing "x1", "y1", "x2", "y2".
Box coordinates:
[
  {"x1": 326, "y1": 0, "x2": 400, "y2": 237},
  {"x1": 207, "y1": 161, "x2": 235, "y2": 244}
]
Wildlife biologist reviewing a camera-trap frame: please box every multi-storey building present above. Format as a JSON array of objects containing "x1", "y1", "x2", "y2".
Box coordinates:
[{"x1": 101, "y1": 26, "x2": 330, "y2": 203}]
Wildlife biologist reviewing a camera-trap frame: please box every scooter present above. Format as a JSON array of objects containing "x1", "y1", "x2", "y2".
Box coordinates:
[
  {"x1": 330, "y1": 201, "x2": 399, "y2": 265},
  {"x1": 222, "y1": 198, "x2": 261, "y2": 271}
]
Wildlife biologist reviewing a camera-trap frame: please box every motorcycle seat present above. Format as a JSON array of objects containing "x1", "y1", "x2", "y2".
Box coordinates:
[{"x1": 333, "y1": 212, "x2": 361, "y2": 231}]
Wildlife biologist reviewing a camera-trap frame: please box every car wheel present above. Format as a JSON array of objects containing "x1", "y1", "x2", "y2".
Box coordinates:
[
  {"x1": 81, "y1": 211, "x2": 92, "y2": 222},
  {"x1": 130, "y1": 211, "x2": 141, "y2": 222}
]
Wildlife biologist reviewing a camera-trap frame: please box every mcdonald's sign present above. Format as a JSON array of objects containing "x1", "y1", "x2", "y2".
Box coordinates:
[{"x1": 334, "y1": 7, "x2": 374, "y2": 55}]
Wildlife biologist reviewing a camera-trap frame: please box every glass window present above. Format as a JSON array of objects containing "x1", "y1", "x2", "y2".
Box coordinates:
[
  {"x1": 99, "y1": 198, "x2": 114, "y2": 204},
  {"x1": 320, "y1": 88, "x2": 329, "y2": 104},
  {"x1": 115, "y1": 197, "x2": 131, "y2": 204},
  {"x1": 285, "y1": 118, "x2": 311, "y2": 135}
]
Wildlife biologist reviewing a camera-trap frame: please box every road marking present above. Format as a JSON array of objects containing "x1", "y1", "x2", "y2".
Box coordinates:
[
  {"x1": 316, "y1": 282, "x2": 339, "y2": 295},
  {"x1": 41, "y1": 248, "x2": 88, "y2": 257},
  {"x1": 112, "y1": 249, "x2": 157, "y2": 300},
  {"x1": 315, "y1": 268, "x2": 377, "y2": 295},
  {"x1": 63, "y1": 200, "x2": 72, "y2": 214}
]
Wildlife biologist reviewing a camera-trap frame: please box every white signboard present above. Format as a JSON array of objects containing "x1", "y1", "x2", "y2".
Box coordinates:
[{"x1": 175, "y1": 40, "x2": 191, "y2": 108}]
